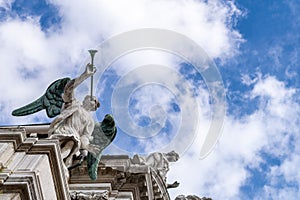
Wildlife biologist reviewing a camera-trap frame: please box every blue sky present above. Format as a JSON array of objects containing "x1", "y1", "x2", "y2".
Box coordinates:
[{"x1": 0, "y1": 0, "x2": 299, "y2": 199}]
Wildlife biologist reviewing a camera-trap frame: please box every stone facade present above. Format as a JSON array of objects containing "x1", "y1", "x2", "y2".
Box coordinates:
[
  {"x1": 0, "y1": 126, "x2": 69, "y2": 200},
  {"x1": 0, "y1": 125, "x2": 170, "y2": 200},
  {"x1": 0, "y1": 125, "x2": 211, "y2": 200},
  {"x1": 69, "y1": 154, "x2": 171, "y2": 200}
]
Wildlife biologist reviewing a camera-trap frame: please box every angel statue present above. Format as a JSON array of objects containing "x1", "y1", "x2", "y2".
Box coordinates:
[
  {"x1": 130, "y1": 150, "x2": 180, "y2": 188},
  {"x1": 12, "y1": 56, "x2": 117, "y2": 181}
]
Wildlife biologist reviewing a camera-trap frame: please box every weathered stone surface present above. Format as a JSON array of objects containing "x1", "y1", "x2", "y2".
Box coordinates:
[
  {"x1": 0, "y1": 129, "x2": 70, "y2": 200},
  {"x1": 130, "y1": 151, "x2": 179, "y2": 184},
  {"x1": 70, "y1": 191, "x2": 109, "y2": 200},
  {"x1": 0, "y1": 193, "x2": 21, "y2": 200},
  {"x1": 0, "y1": 142, "x2": 14, "y2": 166},
  {"x1": 175, "y1": 195, "x2": 212, "y2": 200},
  {"x1": 6, "y1": 154, "x2": 57, "y2": 200}
]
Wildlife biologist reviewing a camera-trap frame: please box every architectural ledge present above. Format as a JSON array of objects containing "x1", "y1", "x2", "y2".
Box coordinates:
[
  {"x1": 0, "y1": 127, "x2": 70, "y2": 200},
  {"x1": 0, "y1": 125, "x2": 187, "y2": 200}
]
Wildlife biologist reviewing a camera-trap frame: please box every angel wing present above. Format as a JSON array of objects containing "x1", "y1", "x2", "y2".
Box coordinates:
[
  {"x1": 87, "y1": 114, "x2": 117, "y2": 180},
  {"x1": 12, "y1": 77, "x2": 70, "y2": 118}
]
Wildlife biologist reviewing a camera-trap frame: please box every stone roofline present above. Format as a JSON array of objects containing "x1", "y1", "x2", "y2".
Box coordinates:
[
  {"x1": 0, "y1": 126, "x2": 70, "y2": 200},
  {"x1": 0, "y1": 126, "x2": 171, "y2": 200}
]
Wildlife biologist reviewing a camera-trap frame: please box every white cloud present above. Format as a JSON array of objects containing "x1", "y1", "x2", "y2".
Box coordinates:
[
  {"x1": 251, "y1": 75, "x2": 297, "y2": 118},
  {"x1": 167, "y1": 75, "x2": 300, "y2": 199},
  {"x1": 2, "y1": 1, "x2": 285, "y2": 199},
  {"x1": 0, "y1": 0, "x2": 13, "y2": 10},
  {"x1": 1, "y1": 1, "x2": 298, "y2": 200},
  {"x1": 0, "y1": 0, "x2": 243, "y2": 125},
  {"x1": 0, "y1": 1, "x2": 298, "y2": 199},
  {"x1": 50, "y1": 0, "x2": 243, "y2": 59},
  {"x1": 262, "y1": 186, "x2": 299, "y2": 200}
]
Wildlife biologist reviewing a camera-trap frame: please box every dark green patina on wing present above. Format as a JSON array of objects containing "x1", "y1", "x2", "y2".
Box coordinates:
[
  {"x1": 12, "y1": 77, "x2": 70, "y2": 118},
  {"x1": 87, "y1": 114, "x2": 117, "y2": 180}
]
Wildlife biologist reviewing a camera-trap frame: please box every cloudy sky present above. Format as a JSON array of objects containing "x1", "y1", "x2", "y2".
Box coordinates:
[{"x1": 0, "y1": 0, "x2": 299, "y2": 199}]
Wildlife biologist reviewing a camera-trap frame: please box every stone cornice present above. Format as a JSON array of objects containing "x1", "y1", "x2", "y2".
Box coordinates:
[
  {"x1": 0, "y1": 127, "x2": 70, "y2": 200},
  {"x1": 0, "y1": 127, "x2": 26, "y2": 149}
]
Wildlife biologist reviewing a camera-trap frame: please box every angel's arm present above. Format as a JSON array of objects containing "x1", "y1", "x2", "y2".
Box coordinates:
[{"x1": 63, "y1": 64, "x2": 96, "y2": 103}]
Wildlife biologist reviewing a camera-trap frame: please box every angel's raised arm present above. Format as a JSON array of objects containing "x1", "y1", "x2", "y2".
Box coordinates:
[{"x1": 63, "y1": 64, "x2": 96, "y2": 103}]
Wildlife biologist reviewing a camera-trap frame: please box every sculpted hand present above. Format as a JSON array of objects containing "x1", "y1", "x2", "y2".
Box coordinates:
[{"x1": 85, "y1": 63, "x2": 96, "y2": 76}]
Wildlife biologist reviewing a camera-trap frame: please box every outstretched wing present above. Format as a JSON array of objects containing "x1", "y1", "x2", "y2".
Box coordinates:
[
  {"x1": 12, "y1": 77, "x2": 70, "y2": 118},
  {"x1": 87, "y1": 114, "x2": 117, "y2": 180}
]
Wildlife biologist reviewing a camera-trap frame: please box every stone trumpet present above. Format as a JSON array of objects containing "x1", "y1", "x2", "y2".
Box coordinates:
[{"x1": 88, "y1": 49, "x2": 98, "y2": 100}]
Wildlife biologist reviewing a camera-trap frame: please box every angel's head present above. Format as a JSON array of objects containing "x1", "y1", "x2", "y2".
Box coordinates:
[
  {"x1": 164, "y1": 150, "x2": 179, "y2": 162},
  {"x1": 83, "y1": 95, "x2": 100, "y2": 111}
]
